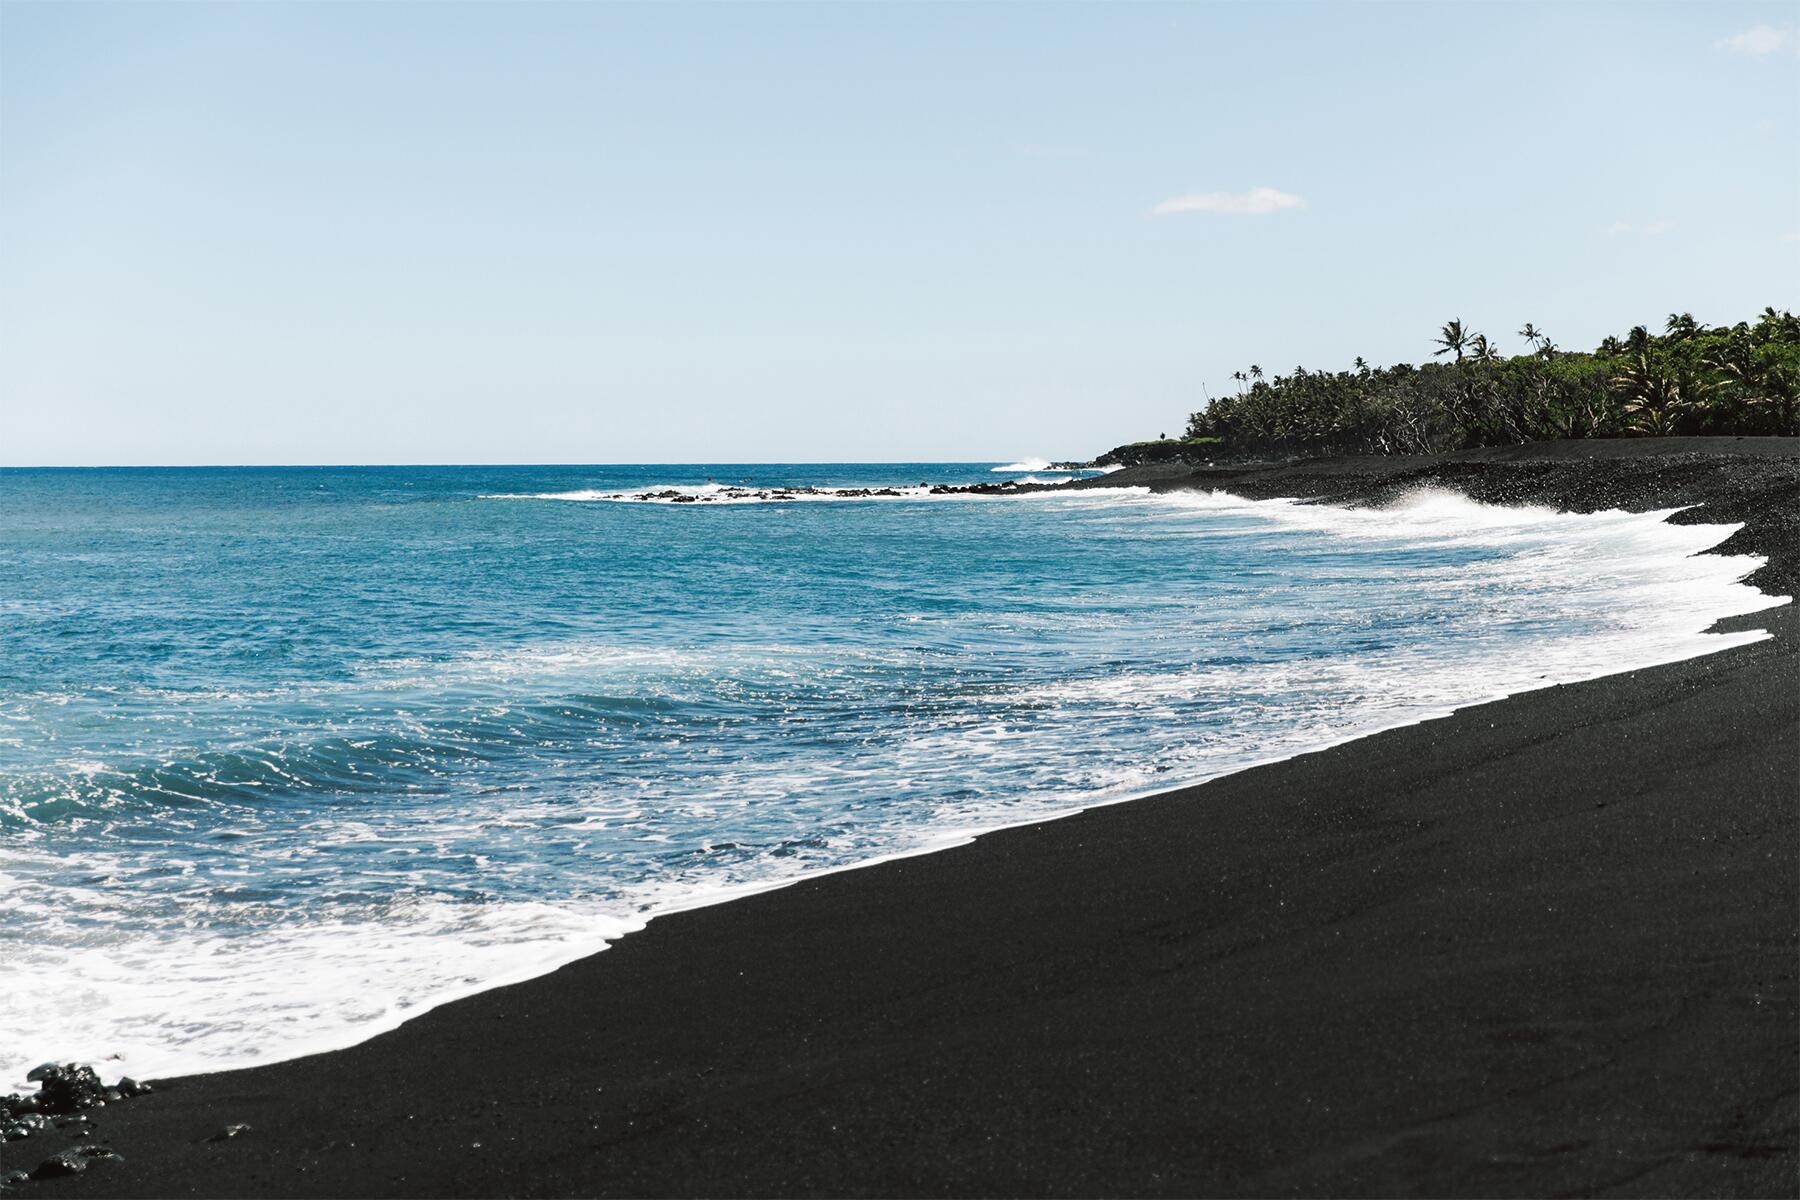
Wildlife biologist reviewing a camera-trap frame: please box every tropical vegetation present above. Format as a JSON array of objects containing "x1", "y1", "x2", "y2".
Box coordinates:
[{"x1": 1180, "y1": 308, "x2": 1800, "y2": 455}]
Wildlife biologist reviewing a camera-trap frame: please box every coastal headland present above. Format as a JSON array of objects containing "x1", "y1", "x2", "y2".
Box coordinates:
[{"x1": 16, "y1": 438, "x2": 1798, "y2": 1198}]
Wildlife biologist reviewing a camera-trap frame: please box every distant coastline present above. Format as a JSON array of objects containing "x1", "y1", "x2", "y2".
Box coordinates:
[
  {"x1": 1075, "y1": 309, "x2": 1800, "y2": 469},
  {"x1": 982, "y1": 435, "x2": 1800, "y2": 601}
]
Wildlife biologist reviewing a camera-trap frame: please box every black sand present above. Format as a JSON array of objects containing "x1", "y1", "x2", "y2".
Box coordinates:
[{"x1": 19, "y1": 439, "x2": 1800, "y2": 1198}]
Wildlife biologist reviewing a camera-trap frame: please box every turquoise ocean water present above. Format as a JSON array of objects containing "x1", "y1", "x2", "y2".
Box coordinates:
[{"x1": 0, "y1": 463, "x2": 1781, "y2": 1085}]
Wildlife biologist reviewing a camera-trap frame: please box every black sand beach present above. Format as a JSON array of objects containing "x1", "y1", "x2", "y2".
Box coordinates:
[{"x1": 16, "y1": 439, "x2": 1798, "y2": 1198}]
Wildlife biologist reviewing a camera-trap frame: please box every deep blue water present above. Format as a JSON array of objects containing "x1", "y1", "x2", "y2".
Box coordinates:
[{"x1": 0, "y1": 463, "x2": 1777, "y2": 1083}]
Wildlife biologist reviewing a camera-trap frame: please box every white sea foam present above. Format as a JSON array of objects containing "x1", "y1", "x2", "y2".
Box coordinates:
[
  {"x1": 990, "y1": 459, "x2": 1103, "y2": 474},
  {"x1": 0, "y1": 888, "x2": 643, "y2": 1085},
  {"x1": 481, "y1": 476, "x2": 1114, "y2": 506},
  {"x1": 0, "y1": 487, "x2": 1786, "y2": 1089},
  {"x1": 481, "y1": 483, "x2": 944, "y2": 504}
]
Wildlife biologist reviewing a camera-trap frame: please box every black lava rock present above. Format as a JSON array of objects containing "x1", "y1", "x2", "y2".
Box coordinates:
[
  {"x1": 115, "y1": 1077, "x2": 152, "y2": 1098},
  {"x1": 208, "y1": 1122, "x2": 252, "y2": 1142},
  {"x1": 3, "y1": 1114, "x2": 48, "y2": 1140},
  {"x1": 30, "y1": 1151, "x2": 86, "y2": 1179},
  {"x1": 27, "y1": 1145, "x2": 121, "y2": 1180},
  {"x1": 35, "y1": 1065, "x2": 107, "y2": 1115},
  {"x1": 23, "y1": 1064, "x2": 57, "y2": 1084},
  {"x1": 2, "y1": 1168, "x2": 29, "y2": 1186}
]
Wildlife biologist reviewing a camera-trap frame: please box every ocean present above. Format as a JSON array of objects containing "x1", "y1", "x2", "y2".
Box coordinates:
[{"x1": 0, "y1": 463, "x2": 1780, "y2": 1088}]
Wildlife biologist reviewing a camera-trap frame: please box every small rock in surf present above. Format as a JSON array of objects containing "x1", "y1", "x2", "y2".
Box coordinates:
[{"x1": 35, "y1": 1066, "x2": 107, "y2": 1115}]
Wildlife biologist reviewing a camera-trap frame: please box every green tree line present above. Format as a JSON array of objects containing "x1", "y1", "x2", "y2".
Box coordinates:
[{"x1": 1184, "y1": 308, "x2": 1800, "y2": 454}]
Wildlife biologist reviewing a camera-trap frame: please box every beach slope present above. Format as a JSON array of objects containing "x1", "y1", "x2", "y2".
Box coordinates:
[{"x1": 33, "y1": 439, "x2": 1800, "y2": 1198}]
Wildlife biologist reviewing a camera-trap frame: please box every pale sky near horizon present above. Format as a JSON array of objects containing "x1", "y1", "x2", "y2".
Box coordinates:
[{"x1": 3, "y1": 1, "x2": 1797, "y2": 467}]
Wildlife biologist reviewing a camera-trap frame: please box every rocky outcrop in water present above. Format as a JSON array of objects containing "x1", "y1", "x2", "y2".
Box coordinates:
[
  {"x1": 629, "y1": 485, "x2": 920, "y2": 503},
  {"x1": 1092, "y1": 438, "x2": 1228, "y2": 467}
]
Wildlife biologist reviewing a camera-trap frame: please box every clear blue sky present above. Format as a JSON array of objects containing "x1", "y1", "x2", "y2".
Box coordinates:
[{"x1": 3, "y1": 1, "x2": 1796, "y2": 466}]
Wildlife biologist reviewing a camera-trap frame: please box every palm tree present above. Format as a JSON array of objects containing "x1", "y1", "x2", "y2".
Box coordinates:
[
  {"x1": 1755, "y1": 307, "x2": 1800, "y2": 344},
  {"x1": 1704, "y1": 334, "x2": 1800, "y2": 434},
  {"x1": 1613, "y1": 350, "x2": 1693, "y2": 435},
  {"x1": 1702, "y1": 335, "x2": 1762, "y2": 431},
  {"x1": 1468, "y1": 333, "x2": 1501, "y2": 364},
  {"x1": 1761, "y1": 363, "x2": 1800, "y2": 435},
  {"x1": 1433, "y1": 319, "x2": 1470, "y2": 362},
  {"x1": 1665, "y1": 312, "x2": 1701, "y2": 339},
  {"x1": 1518, "y1": 322, "x2": 1543, "y2": 349},
  {"x1": 1704, "y1": 335, "x2": 1757, "y2": 390}
]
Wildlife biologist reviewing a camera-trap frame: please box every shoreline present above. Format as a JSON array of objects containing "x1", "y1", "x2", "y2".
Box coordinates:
[
  {"x1": 1070, "y1": 435, "x2": 1800, "y2": 600},
  {"x1": 16, "y1": 437, "x2": 1800, "y2": 1197},
  {"x1": 6, "y1": 455, "x2": 1779, "y2": 1091}
]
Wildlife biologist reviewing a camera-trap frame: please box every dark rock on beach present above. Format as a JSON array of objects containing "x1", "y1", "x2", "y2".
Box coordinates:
[
  {"x1": 33, "y1": 1068, "x2": 107, "y2": 1117},
  {"x1": 0, "y1": 1069, "x2": 149, "y2": 1187},
  {"x1": 4, "y1": 1114, "x2": 49, "y2": 1140},
  {"x1": 29, "y1": 1154, "x2": 85, "y2": 1181},
  {"x1": 1, "y1": 1093, "x2": 40, "y2": 1117},
  {"x1": 28, "y1": 1148, "x2": 119, "y2": 1182}
]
